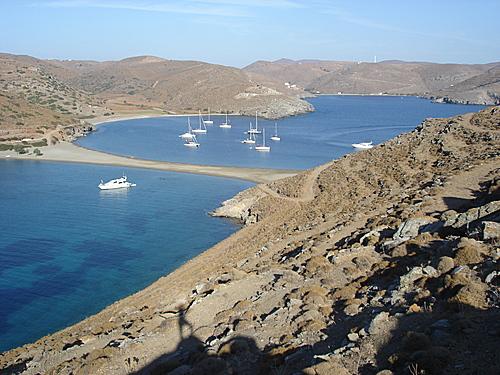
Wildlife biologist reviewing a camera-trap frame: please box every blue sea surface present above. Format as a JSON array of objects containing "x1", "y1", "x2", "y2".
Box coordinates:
[
  {"x1": 77, "y1": 96, "x2": 485, "y2": 169},
  {"x1": 0, "y1": 161, "x2": 252, "y2": 352}
]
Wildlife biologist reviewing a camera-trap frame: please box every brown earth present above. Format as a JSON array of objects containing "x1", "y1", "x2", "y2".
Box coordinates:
[
  {"x1": 0, "y1": 53, "x2": 312, "y2": 147},
  {"x1": 1, "y1": 105, "x2": 498, "y2": 374},
  {"x1": 244, "y1": 59, "x2": 500, "y2": 105}
]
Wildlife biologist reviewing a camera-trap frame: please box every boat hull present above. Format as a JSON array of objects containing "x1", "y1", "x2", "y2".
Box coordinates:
[
  {"x1": 255, "y1": 146, "x2": 270, "y2": 152},
  {"x1": 98, "y1": 183, "x2": 136, "y2": 190}
]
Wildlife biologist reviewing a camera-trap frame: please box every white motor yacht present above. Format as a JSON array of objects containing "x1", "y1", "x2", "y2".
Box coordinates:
[
  {"x1": 98, "y1": 175, "x2": 136, "y2": 190},
  {"x1": 352, "y1": 141, "x2": 374, "y2": 149}
]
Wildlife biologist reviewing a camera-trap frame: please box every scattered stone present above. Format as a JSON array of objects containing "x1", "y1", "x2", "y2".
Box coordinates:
[
  {"x1": 393, "y1": 218, "x2": 433, "y2": 241},
  {"x1": 485, "y1": 271, "x2": 498, "y2": 284},
  {"x1": 368, "y1": 312, "x2": 390, "y2": 335},
  {"x1": 347, "y1": 332, "x2": 359, "y2": 342},
  {"x1": 437, "y1": 256, "x2": 454, "y2": 274},
  {"x1": 482, "y1": 221, "x2": 500, "y2": 240}
]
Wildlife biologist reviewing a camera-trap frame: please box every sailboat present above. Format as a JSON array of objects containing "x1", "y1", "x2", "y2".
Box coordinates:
[
  {"x1": 241, "y1": 122, "x2": 256, "y2": 143},
  {"x1": 203, "y1": 107, "x2": 213, "y2": 125},
  {"x1": 219, "y1": 112, "x2": 231, "y2": 128},
  {"x1": 255, "y1": 128, "x2": 270, "y2": 152},
  {"x1": 179, "y1": 117, "x2": 195, "y2": 139},
  {"x1": 192, "y1": 111, "x2": 207, "y2": 134},
  {"x1": 184, "y1": 134, "x2": 200, "y2": 148},
  {"x1": 247, "y1": 112, "x2": 262, "y2": 134},
  {"x1": 270, "y1": 122, "x2": 281, "y2": 141}
]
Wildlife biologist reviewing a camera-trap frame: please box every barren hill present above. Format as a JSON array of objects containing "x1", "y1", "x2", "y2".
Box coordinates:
[
  {"x1": 0, "y1": 53, "x2": 312, "y2": 143},
  {"x1": 244, "y1": 59, "x2": 500, "y2": 105},
  {"x1": 1, "y1": 106, "x2": 498, "y2": 374}
]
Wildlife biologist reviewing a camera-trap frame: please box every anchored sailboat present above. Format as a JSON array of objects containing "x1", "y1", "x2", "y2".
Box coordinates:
[
  {"x1": 241, "y1": 122, "x2": 256, "y2": 143},
  {"x1": 255, "y1": 128, "x2": 270, "y2": 152},
  {"x1": 203, "y1": 107, "x2": 213, "y2": 125},
  {"x1": 270, "y1": 122, "x2": 281, "y2": 141},
  {"x1": 184, "y1": 134, "x2": 200, "y2": 148},
  {"x1": 247, "y1": 112, "x2": 262, "y2": 134},
  {"x1": 192, "y1": 111, "x2": 207, "y2": 134},
  {"x1": 219, "y1": 112, "x2": 231, "y2": 128},
  {"x1": 179, "y1": 117, "x2": 195, "y2": 139}
]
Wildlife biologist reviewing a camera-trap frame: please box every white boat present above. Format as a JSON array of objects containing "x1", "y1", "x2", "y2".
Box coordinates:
[
  {"x1": 203, "y1": 107, "x2": 213, "y2": 125},
  {"x1": 98, "y1": 175, "x2": 136, "y2": 190},
  {"x1": 248, "y1": 112, "x2": 262, "y2": 134},
  {"x1": 184, "y1": 134, "x2": 200, "y2": 148},
  {"x1": 255, "y1": 128, "x2": 270, "y2": 152},
  {"x1": 352, "y1": 141, "x2": 374, "y2": 149},
  {"x1": 179, "y1": 117, "x2": 195, "y2": 139},
  {"x1": 219, "y1": 112, "x2": 231, "y2": 128},
  {"x1": 192, "y1": 111, "x2": 207, "y2": 134},
  {"x1": 270, "y1": 122, "x2": 281, "y2": 141},
  {"x1": 241, "y1": 123, "x2": 256, "y2": 143}
]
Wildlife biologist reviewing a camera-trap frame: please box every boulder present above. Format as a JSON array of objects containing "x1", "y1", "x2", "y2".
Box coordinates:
[
  {"x1": 443, "y1": 200, "x2": 500, "y2": 231},
  {"x1": 393, "y1": 218, "x2": 433, "y2": 241},
  {"x1": 482, "y1": 221, "x2": 500, "y2": 241}
]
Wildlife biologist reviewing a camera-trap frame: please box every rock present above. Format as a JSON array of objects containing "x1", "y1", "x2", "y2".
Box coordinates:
[
  {"x1": 376, "y1": 370, "x2": 394, "y2": 375},
  {"x1": 347, "y1": 332, "x2": 359, "y2": 342},
  {"x1": 482, "y1": 221, "x2": 500, "y2": 240},
  {"x1": 368, "y1": 312, "x2": 390, "y2": 335},
  {"x1": 437, "y1": 256, "x2": 454, "y2": 274},
  {"x1": 485, "y1": 271, "x2": 498, "y2": 284},
  {"x1": 443, "y1": 200, "x2": 500, "y2": 230},
  {"x1": 344, "y1": 300, "x2": 362, "y2": 316},
  {"x1": 214, "y1": 273, "x2": 232, "y2": 284},
  {"x1": 407, "y1": 304, "x2": 421, "y2": 313},
  {"x1": 393, "y1": 218, "x2": 433, "y2": 241},
  {"x1": 423, "y1": 265, "x2": 439, "y2": 277},
  {"x1": 194, "y1": 282, "x2": 214, "y2": 296},
  {"x1": 359, "y1": 229, "x2": 381, "y2": 245}
]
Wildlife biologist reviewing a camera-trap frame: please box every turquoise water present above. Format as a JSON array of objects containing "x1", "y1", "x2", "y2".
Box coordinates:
[
  {"x1": 0, "y1": 161, "x2": 252, "y2": 352},
  {"x1": 0, "y1": 96, "x2": 485, "y2": 353},
  {"x1": 77, "y1": 96, "x2": 485, "y2": 169}
]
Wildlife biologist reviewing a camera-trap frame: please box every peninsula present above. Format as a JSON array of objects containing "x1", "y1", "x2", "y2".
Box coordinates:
[{"x1": 1, "y1": 106, "x2": 498, "y2": 374}]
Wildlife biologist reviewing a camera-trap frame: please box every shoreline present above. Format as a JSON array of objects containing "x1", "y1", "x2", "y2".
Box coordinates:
[
  {"x1": 0, "y1": 141, "x2": 298, "y2": 183},
  {"x1": 0, "y1": 106, "x2": 498, "y2": 374}
]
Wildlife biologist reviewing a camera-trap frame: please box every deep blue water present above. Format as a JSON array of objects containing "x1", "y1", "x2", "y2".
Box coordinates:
[
  {"x1": 77, "y1": 96, "x2": 485, "y2": 169},
  {"x1": 0, "y1": 161, "x2": 251, "y2": 352}
]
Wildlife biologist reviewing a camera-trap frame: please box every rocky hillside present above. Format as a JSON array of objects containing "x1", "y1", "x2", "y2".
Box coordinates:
[
  {"x1": 0, "y1": 54, "x2": 107, "y2": 142},
  {"x1": 245, "y1": 59, "x2": 500, "y2": 105},
  {"x1": 0, "y1": 53, "x2": 312, "y2": 145},
  {"x1": 1, "y1": 106, "x2": 498, "y2": 374}
]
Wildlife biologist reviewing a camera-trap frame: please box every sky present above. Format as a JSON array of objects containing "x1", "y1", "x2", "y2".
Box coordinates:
[{"x1": 0, "y1": 0, "x2": 499, "y2": 67}]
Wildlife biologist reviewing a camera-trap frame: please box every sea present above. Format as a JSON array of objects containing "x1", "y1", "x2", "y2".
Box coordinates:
[{"x1": 0, "y1": 96, "x2": 485, "y2": 352}]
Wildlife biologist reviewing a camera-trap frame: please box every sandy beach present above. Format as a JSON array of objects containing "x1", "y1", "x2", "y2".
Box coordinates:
[{"x1": 0, "y1": 141, "x2": 297, "y2": 183}]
